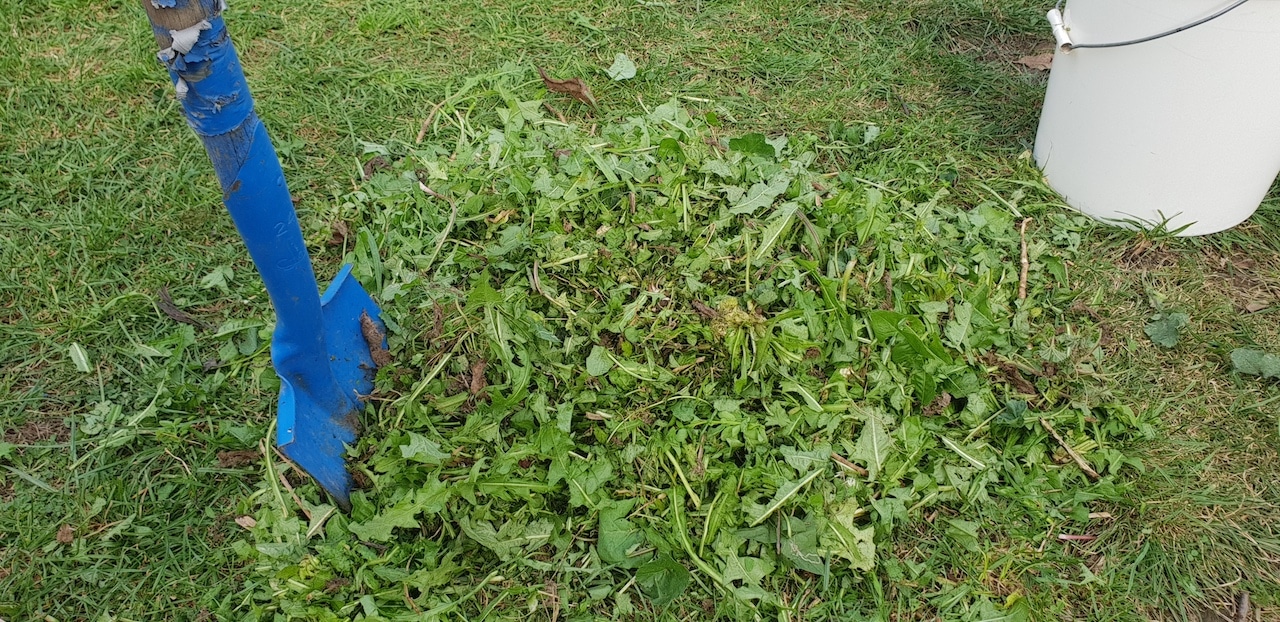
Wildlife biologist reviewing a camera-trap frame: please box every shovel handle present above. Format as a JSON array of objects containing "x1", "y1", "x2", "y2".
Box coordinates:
[
  {"x1": 142, "y1": 1, "x2": 382, "y2": 510},
  {"x1": 140, "y1": 1, "x2": 346, "y2": 408}
]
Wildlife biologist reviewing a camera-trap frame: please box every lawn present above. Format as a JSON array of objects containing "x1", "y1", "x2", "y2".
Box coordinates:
[{"x1": 2, "y1": 0, "x2": 1278, "y2": 620}]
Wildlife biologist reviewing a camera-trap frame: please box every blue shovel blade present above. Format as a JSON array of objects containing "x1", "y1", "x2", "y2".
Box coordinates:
[{"x1": 276, "y1": 264, "x2": 384, "y2": 510}]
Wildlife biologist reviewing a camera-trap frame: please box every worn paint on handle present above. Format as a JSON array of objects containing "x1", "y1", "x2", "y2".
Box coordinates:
[
  {"x1": 141, "y1": 0, "x2": 383, "y2": 510},
  {"x1": 146, "y1": 0, "x2": 256, "y2": 187}
]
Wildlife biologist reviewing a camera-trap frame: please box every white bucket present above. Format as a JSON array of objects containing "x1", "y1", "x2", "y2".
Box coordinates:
[{"x1": 1034, "y1": 0, "x2": 1280, "y2": 236}]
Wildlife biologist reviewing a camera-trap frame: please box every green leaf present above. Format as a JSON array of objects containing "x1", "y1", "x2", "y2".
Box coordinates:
[
  {"x1": 996, "y1": 399, "x2": 1029, "y2": 427},
  {"x1": 862, "y1": 124, "x2": 881, "y2": 145},
  {"x1": 944, "y1": 302, "x2": 973, "y2": 349},
  {"x1": 606, "y1": 53, "x2": 637, "y2": 80},
  {"x1": 700, "y1": 159, "x2": 734, "y2": 178},
  {"x1": 727, "y1": 133, "x2": 776, "y2": 159},
  {"x1": 458, "y1": 517, "x2": 553, "y2": 561},
  {"x1": 599, "y1": 499, "x2": 646, "y2": 567},
  {"x1": 945, "y1": 518, "x2": 981, "y2": 553},
  {"x1": 566, "y1": 459, "x2": 613, "y2": 507},
  {"x1": 1044, "y1": 255, "x2": 1068, "y2": 285},
  {"x1": 212, "y1": 318, "x2": 266, "y2": 338},
  {"x1": 822, "y1": 499, "x2": 875, "y2": 571},
  {"x1": 1231, "y1": 348, "x2": 1280, "y2": 379},
  {"x1": 753, "y1": 202, "x2": 798, "y2": 262},
  {"x1": 823, "y1": 519, "x2": 875, "y2": 572},
  {"x1": 938, "y1": 435, "x2": 987, "y2": 470},
  {"x1": 585, "y1": 345, "x2": 614, "y2": 376},
  {"x1": 721, "y1": 551, "x2": 773, "y2": 587},
  {"x1": 467, "y1": 270, "x2": 503, "y2": 308},
  {"x1": 348, "y1": 496, "x2": 421, "y2": 541},
  {"x1": 1144, "y1": 311, "x2": 1188, "y2": 348},
  {"x1": 199, "y1": 265, "x2": 233, "y2": 292},
  {"x1": 819, "y1": 499, "x2": 880, "y2": 570},
  {"x1": 851, "y1": 408, "x2": 895, "y2": 480},
  {"x1": 778, "y1": 516, "x2": 826, "y2": 575},
  {"x1": 400, "y1": 432, "x2": 451, "y2": 464},
  {"x1": 780, "y1": 444, "x2": 831, "y2": 473},
  {"x1": 780, "y1": 380, "x2": 822, "y2": 412},
  {"x1": 657, "y1": 137, "x2": 684, "y2": 162},
  {"x1": 701, "y1": 487, "x2": 739, "y2": 552},
  {"x1": 749, "y1": 468, "x2": 824, "y2": 527},
  {"x1": 68, "y1": 343, "x2": 91, "y2": 373},
  {"x1": 636, "y1": 554, "x2": 690, "y2": 607},
  {"x1": 417, "y1": 478, "x2": 450, "y2": 515},
  {"x1": 730, "y1": 175, "x2": 790, "y2": 215},
  {"x1": 555, "y1": 402, "x2": 574, "y2": 434}
]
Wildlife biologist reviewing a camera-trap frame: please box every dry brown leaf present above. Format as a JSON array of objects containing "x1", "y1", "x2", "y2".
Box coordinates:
[
  {"x1": 469, "y1": 359, "x2": 488, "y2": 396},
  {"x1": 486, "y1": 209, "x2": 517, "y2": 225},
  {"x1": 56, "y1": 524, "x2": 74, "y2": 544},
  {"x1": 922, "y1": 392, "x2": 953, "y2": 416},
  {"x1": 1057, "y1": 533, "x2": 1097, "y2": 541},
  {"x1": 537, "y1": 67, "x2": 597, "y2": 107},
  {"x1": 360, "y1": 311, "x2": 393, "y2": 367},
  {"x1": 428, "y1": 302, "x2": 445, "y2": 342},
  {"x1": 328, "y1": 220, "x2": 352, "y2": 247},
  {"x1": 216, "y1": 449, "x2": 260, "y2": 468},
  {"x1": 1245, "y1": 301, "x2": 1270, "y2": 313},
  {"x1": 235, "y1": 515, "x2": 257, "y2": 529},
  {"x1": 982, "y1": 353, "x2": 1039, "y2": 396},
  {"x1": 361, "y1": 155, "x2": 391, "y2": 179},
  {"x1": 1016, "y1": 53, "x2": 1053, "y2": 71},
  {"x1": 691, "y1": 300, "x2": 719, "y2": 319},
  {"x1": 157, "y1": 286, "x2": 210, "y2": 331}
]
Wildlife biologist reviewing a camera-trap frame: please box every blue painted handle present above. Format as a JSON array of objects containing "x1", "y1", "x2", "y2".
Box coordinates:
[
  {"x1": 146, "y1": 6, "x2": 337, "y2": 406},
  {"x1": 145, "y1": 3, "x2": 349, "y2": 413},
  {"x1": 145, "y1": 0, "x2": 384, "y2": 509}
]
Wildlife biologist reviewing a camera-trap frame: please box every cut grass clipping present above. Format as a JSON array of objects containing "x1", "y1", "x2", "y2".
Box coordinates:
[{"x1": 232, "y1": 72, "x2": 1157, "y2": 620}]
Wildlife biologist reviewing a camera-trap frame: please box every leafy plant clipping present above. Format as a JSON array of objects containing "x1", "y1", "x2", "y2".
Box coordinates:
[
  {"x1": 606, "y1": 53, "x2": 636, "y2": 81},
  {"x1": 1144, "y1": 311, "x2": 1189, "y2": 348},
  {"x1": 1231, "y1": 348, "x2": 1280, "y2": 380},
  {"x1": 225, "y1": 70, "x2": 1149, "y2": 620}
]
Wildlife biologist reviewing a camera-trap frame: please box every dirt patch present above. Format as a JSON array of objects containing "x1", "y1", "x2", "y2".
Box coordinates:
[
  {"x1": 949, "y1": 33, "x2": 1055, "y2": 68},
  {"x1": 1201, "y1": 248, "x2": 1280, "y2": 313},
  {"x1": 1116, "y1": 241, "x2": 1182, "y2": 271},
  {"x1": 216, "y1": 450, "x2": 260, "y2": 468},
  {"x1": 3, "y1": 418, "x2": 69, "y2": 444}
]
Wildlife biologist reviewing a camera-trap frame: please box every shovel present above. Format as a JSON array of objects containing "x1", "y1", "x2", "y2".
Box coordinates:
[{"x1": 141, "y1": 0, "x2": 384, "y2": 510}]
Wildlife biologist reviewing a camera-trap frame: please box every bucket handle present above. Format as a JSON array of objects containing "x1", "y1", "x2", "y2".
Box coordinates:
[{"x1": 1049, "y1": 0, "x2": 1250, "y2": 53}]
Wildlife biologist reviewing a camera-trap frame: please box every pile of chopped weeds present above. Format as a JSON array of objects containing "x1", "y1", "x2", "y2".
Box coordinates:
[{"x1": 230, "y1": 73, "x2": 1152, "y2": 621}]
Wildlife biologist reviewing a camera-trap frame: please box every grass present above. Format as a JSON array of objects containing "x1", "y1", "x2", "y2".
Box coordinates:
[{"x1": 1, "y1": 0, "x2": 1278, "y2": 619}]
